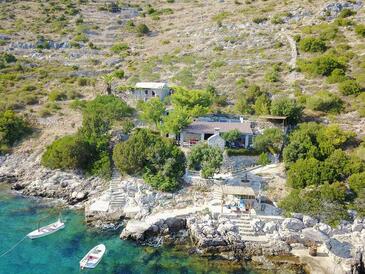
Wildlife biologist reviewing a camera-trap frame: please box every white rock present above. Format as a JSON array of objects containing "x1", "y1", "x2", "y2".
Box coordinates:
[
  {"x1": 281, "y1": 218, "x2": 304, "y2": 232},
  {"x1": 315, "y1": 223, "x2": 332, "y2": 236},
  {"x1": 251, "y1": 219, "x2": 264, "y2": 232},
  {"x1": 352, "y1": 223, "x2": 363, "y2": 233},
  {"x1": 291, "y1": 213, "x2": 303, "y2": 220},
  {"x1": 263, "y1": 221, "x2": 278, "y2": 234},
  {"x1": 303, "y1": 215, "x2": 317, "y2": 227}
]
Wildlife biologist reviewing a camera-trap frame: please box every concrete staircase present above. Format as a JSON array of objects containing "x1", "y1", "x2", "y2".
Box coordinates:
[
  {"x1": 109, "y1": 171, "x2": 126, "y2": 211},
  {"x1": 222, "y1": 213, "x2": 269, "y2": 244},
  {"x1": 212, "y1": 188, "x2": 223, "y2": 200},
  {"x1": 224, "y1": 213, "x2": 255, "y2": 237}
]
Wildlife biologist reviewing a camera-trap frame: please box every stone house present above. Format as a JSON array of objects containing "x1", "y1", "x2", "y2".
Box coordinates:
[
  {"x1": 131, "y1": 82, "x2": 171, "y2": 102},
  {"x1": 179, "y1": 118, "x2": 254, "y2": 149}
]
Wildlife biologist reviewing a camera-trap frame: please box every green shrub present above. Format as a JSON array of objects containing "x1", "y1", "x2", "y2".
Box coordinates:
[
  {"x1": 326, "y1": 68, "x2": 348, "y2": 83},
  {"x1": 280, "y1": 183, "x2": 350, "y2": 226},
  {"x1": 41, "y1": 135, "x2": 93, "y2": 170},
  {"x1": 270, "y1": 97, "x2": 303, "y2": 125},
  {"x1": 136, "y1": 23, "x2": 150, "y2": 36},
  {"x1": 113, "y1": 70, "x2": 125, "y2": 79},
  {"x1": 110, "y1": 43, "x2": 129, "y2": 53},
  {"x1": 188, "y1": 143, "x2": 223, "y2": 178},
  {"x1": 349, "y1": 172, "x2": 365, "y2": 195},
  {"x1": 113, "y1": 128, "x2": 186, "y2": 191},
  {"x1": 306, "y1": 91, "x2": 343, "y2": 113},
  {"x1": 258, "y1": 152, "x2": 271, "y2": 165},
  {"x1": 287, "y1": 157, "x2": 322, "y2": 188},
  {"x1": 264, "y1": 68, "x2": 280, "y2": 82},
  {"x1": 253, "y1": 17, "x2": 267, "y2": 24},
  {"x1": 0, "y1": 110, "x2": 30, "y2": 154},
  {"x1": 297, "y1": 54, "x2": 347, "y2": 76},
  {"x1": 1, "y1": 53, "x2": 17, "y2": 63},
  {"x1": 226, "y1": 148, "x2": 259, "y2": 156},
  {"x1": 73, "y1": 33, "x2": 88, "y2": 43},
  {"x1": 338, "y1": 9, "x2": 356, "y2": 18},
  {"x1": 78, "y1": 77, "x2": 91, "y2": 86},
  {"x1": 48, "y1": 90, "x2": 67, "y2": 101},
  {"x1": 338, "y1": 80, "x2": 362, "y2": 95},
  {"x1": 299, "y1": 37, "x2": 327, "y2": 53},
  {"x1": 355, "y1": 24, "x2": 365, "y2": 38},
  {"x1": 271, "y1": 15, "x2": 284, "y2": 24},
  {"x1": 253, "y1": 128, "x2": 284, "y2": 154}
]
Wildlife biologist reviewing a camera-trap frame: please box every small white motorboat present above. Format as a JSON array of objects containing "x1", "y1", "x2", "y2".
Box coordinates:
[
  {"x1": 27, "y1": 218, "x2": 65, "y2": 239},
  {"x1": 80, "y1": 244, "x2": 106, "y2": 269}
]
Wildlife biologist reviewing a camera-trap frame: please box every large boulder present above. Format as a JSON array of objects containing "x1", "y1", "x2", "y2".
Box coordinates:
[
  {"x1": 314, "y1": 223, "x2": 332, "y2": 236},
  {"x1": 165, "y1": 217, "x2": 186, "y2": 233},
  {"x1": 325, "y1": 238, "x2": 352, "y2": 259},
  {"x1": 120, "y1": 220, "x2": 154, "y2": 241},
  {"x1": 303, "y1": 215, "x2": 317, "y2": 227},
  {"x1": 281, "y1": 218, "x2": 304, "y2": 232},
  {"x1": 301, "y1": 228, "x2": 329, "y2": 243},
  {"x1": 352, "y1": 222, "x2": 363, "y2": 233},
  {"x1": 263, "y1": 221, "x2": 278, "y2": 234},
  {"x1": 262, "y1": 240, "x2": 291, "y2": 256},
  {"x1": 251, "y1": 219, "x2": 265, "y2": 233}
]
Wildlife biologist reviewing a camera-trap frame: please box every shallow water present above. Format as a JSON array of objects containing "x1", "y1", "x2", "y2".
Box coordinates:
[{"x1": 0, "y1": 186, "x2": 259, "y2": 274}]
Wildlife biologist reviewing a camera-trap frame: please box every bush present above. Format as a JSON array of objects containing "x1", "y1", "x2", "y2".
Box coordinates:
[
  {"x1": 280, "y1": 183, "x2": 350, "y2": 226},
  {"x1": 0, "y1": 110, "x2": 30, "y2": 154},
  {"x1": 297, "y1": 54, "x2": 347, "y2": 77},
  {"x1": 271, "y1": 15, "x2": 284, "y2": 24},
  {"x1": 348, "y1": 172, "x2": 365, "y2": 195},
  {"x1": 355, "y1": 24, "x2": 365, "y2": 38},
  {"x1": 48, "y1": 90, "x2": 67, "y2": 101},
  {"x1": 326, "y1": 68, "x2": 348, "y2": 84},
  {"x1": 136, "y1": 23, "x2": 150, "y2": 36},
  {"x1": 226, "y1": 148, "x2": 260, "y2": 156},
  {"x1": 253, "y1": 128, "x2": 284, "y2": 154},
  {"x1": 258, "y1": 152, "x2": 271, "y2": 165},
  {"x1": 338, "y1": 80, "x2": 362, "y2": 95},
  {"x1": 188, "y1": 143, "x2": 223, "y2": 178},
  {"x1": 113, "y1": 70, "x2": 125, "y2": 79},
  {"x1": 171, "y1": 86, "x2": 212, "y2": 116},
  {"x1": 299, "y1": 37, "x2": 327, "y2": 53},
  {"x1": 338, "y1": 9, "x2": 356, "y2": 18},
  {"x1": 306, "y1": 91, "x2": 343, "y2": 113},
  {"x1": 42, "y1": 96, "x2": 132, "y2": 178},
  {"x1": 113, "y1": 128, "x2": 186, "y2": 191},
  {"x1": 287, "y1": 157, "x2": 322, "y2": 188},
  {"x1": 110, "y1": 43, "x2": 129, "y2": 54},
  {"x1": 270, "y1": 97, "x2": 303, "y2": 125},
  {"x1": 1, "y1": 53, "x2": 17, "y2": 63},
  {"x1": 41, "y1": 135, "x2": 93, "y2": 170},
  {"x1": 222, "y1": 129, "x2": 241, "y2": 143},
  {"x1": 252, "y1": 17, "x2": 267, "y2": 24}
]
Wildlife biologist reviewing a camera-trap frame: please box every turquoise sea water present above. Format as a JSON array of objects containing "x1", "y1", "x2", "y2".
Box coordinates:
[{"x1": 0, "y1": 186, "x2": 258, "y2": 274}]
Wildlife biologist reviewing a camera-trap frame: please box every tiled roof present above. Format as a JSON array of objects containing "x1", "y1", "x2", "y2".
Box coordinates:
[
  {"x1": 183, "y1": 120, "x2": 252, "y2": 134},
  {"x1": 135, "y1": 82, "x2": 167, "y2": 89}
]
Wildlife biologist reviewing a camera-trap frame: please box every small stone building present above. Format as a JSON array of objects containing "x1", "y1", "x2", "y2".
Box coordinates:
[
  {"x1": 132, "y1": 82, "x2": 171, "y2": 102},
  {"x1": 180, "y1": 119, "x2": 253, "y2": 148}
]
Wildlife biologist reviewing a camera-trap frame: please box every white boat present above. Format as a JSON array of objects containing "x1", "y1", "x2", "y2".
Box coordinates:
[
  {"x1": 27, "y1": 219, "x2": 65, "y2": 239},
  {"x1": 80, "y1": 244, "x2": 106, "y2": 269}
]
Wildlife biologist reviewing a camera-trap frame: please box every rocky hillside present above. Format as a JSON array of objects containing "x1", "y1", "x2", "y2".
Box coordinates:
[{"x1": 0, "y1": 1, "x2": 364, "y2": 134}]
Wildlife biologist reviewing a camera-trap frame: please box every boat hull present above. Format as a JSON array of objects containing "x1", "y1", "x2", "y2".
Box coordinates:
[
  {"x1": 80, "y1": 244, "x2": 106, "y2": 269},
  {"x1": 27, "y1": 221, "x2": 65, "y2": 239}
]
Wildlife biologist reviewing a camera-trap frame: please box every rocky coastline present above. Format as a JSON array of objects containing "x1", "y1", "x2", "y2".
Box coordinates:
[{"x1": 1, "y1": 151, "x2": 365, "y2": 273}]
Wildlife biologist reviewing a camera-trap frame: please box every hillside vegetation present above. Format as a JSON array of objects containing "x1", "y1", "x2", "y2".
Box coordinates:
[{"x1": 0, "y1": 0, "x2": 364, "y2": 222}]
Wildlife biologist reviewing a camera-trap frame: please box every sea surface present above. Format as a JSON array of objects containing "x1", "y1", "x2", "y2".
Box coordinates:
[{"x1": 0, "y1": 186, "x2": 259, "y2": 274}]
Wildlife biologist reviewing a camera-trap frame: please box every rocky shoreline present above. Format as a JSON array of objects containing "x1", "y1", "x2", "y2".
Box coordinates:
[{"x1": 1, "y1": 151, "x2": 365, "y2": 273}]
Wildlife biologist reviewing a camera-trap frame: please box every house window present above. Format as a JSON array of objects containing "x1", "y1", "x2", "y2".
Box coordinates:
[
  {"x1": 152, "y1": 91, "x2": 156, "y2": 96},
  {"x1": 144, "y1": 90, "x2": 148, "y2": 95}
]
